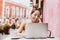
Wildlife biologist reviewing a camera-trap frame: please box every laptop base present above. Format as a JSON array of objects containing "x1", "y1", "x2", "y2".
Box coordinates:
[{"x1": 23, "y1": 37, "x2": 47, "y2": 39}]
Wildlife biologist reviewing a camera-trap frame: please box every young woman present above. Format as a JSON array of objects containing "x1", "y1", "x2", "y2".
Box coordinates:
[{"x1": 18, "y1": 9, "x2": 42, "y2": 33}]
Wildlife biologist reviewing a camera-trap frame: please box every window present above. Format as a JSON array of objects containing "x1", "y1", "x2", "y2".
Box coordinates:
[
  {"x1": 16, "y1": 7, "x2": 19, "y2": 18},
  {"x1": 11, "y1": 6, "x2": 15, "y2": 19},
  {"x1": 6, "y1": 6, "x2": 10, "y2": 19},
  {"x1": 36, "y1": 0, "x2": 38, "y2": 4},
  {"x1": 22, "y1": 8, "x2": 26, "y2": 18},
  {"x1": 20, "y1": 8, "x2": 23, "y2": 19}
]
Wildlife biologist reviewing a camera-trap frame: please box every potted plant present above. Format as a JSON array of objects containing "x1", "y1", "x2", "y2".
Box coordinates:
[{"x1": 3, "y1": 23, "x2": 10, "y2": 35}]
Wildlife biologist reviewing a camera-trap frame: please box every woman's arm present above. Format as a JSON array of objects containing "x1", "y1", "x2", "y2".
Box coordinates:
[
  {"x1": 39, "y1": 18, "x2": 42, "y2": 23},
  {"x1": 18, "y1": 23, "x2": 26, "y2": 33}
]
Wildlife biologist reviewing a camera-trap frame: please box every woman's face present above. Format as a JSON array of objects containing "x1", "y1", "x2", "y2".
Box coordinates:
[{"x1": 31, "y1": 10, "x2": 40, "y2": 23}]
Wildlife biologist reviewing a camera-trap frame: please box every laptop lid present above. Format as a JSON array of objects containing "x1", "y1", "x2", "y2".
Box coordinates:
[{"x1": 24, "y1": 23, "x2": 48, "y2": 38}]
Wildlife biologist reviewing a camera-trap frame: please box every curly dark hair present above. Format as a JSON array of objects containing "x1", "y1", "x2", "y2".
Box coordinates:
[{"x1": 31, "y1": 8, "x2": 42, "y2": 15}]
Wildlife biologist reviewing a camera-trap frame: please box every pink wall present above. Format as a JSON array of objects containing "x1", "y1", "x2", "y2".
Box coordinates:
[{"x1": 43, "y1": 0, "x2": 60, "y2": 38}]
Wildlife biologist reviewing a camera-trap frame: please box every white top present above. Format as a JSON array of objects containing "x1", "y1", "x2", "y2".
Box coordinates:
[
  {"x1": 22, "y1": 19, "x2": 32, "y2": 24},
  {"x1": 22, "y1": 19, "x2": 41, "y2": 24}
]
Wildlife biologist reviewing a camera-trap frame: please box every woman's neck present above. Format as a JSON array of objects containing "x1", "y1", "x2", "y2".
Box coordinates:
[{"x1": 31, "y1": 19, "x2": 39, "y2": 23}]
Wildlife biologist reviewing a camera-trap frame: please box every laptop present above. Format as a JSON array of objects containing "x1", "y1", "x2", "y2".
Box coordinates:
[{"x1": 24, "y1": 23, "x2": 48, "y2": 39}]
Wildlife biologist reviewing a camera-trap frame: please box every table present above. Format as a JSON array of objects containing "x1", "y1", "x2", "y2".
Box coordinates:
[{"x1": 12, "y1": 38, "x2": 60, "y2": 40}]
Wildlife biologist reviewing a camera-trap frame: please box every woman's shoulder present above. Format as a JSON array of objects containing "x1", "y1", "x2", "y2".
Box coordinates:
[{"x1": 26, "y1": 19, "x2": 31, "y2": 23}]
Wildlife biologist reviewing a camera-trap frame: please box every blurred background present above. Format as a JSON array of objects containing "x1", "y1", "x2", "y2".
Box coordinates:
[
  {"x1": 1, "y1": 0, "x2": 60, "y2": 39},
  {"x1": 0, "y1": 0, "x2": 43, "y2": 24}
]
